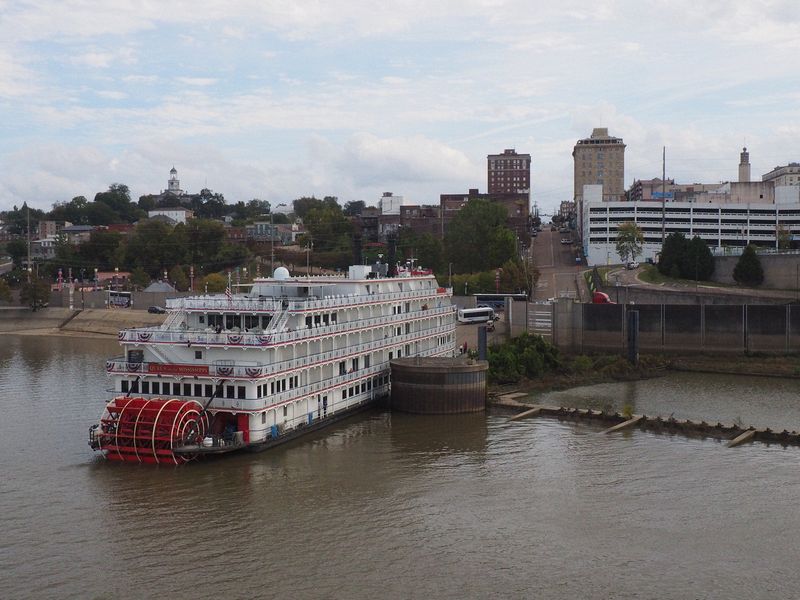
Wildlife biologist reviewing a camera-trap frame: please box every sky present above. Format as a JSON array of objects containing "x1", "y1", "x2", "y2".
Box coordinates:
[{"x1": 0, "y1": 0, "x2": 798, "y2": 217}]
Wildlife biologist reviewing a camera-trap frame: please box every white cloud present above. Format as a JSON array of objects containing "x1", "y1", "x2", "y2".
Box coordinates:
[
  {"x1": 176, "y1": 77, "x2": 218, "y2": 87},
  {"x1": 1, "y1": 0, "x2": 799, "y2": 218},
  {"x1": 0, "y1": 50, "x2": 39, "y2": 97},
  {"x1": 96, "y1": 90, "x2": 127, "y2": 100}
]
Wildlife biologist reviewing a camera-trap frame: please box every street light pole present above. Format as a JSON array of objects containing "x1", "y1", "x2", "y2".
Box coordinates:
[
  {"x1": 270, "y1": 211, "x2": 275, "y2": 276},
  {"x1": 270, "y1": 203, "x2": 287, "y2": 276}
]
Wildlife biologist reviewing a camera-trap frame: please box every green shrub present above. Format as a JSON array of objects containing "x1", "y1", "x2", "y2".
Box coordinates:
[{"x1": 487, "y1": 333, "x2": 560, "y2": 383}]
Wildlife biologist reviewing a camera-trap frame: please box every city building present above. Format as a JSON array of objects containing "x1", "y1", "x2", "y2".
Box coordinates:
[
  {"x1": 763, "y1": 162, "x2": 800, "y2": 187},
  {"x1": 398, "y1": 205, "x2": 441, "y2": 237},
  {"x1": 30, "y1": 237, "x2": 58, "y2": 260},
  {"x1": 573, "y1": 128, "x2": 626, "y2": 202},
  {"x1": 38, "y1": 220, "x2": 71, "y2": 239},
  {"x1": 61, "y1": 224, "x2": 96, "y2": 244},
  {"x1": 139, "y1": 166, "x2": 222, "y2": 212},
  {"x1": 439, "y1": 188, "x2": 529, "y2": 241},
  {"x1": 559, "y1": 201, "x2": 575, "y2": 223},
  {"x1": 147, "y1": 207, "x2": 193, "y2": 225},
  {"x1": 581, "y1": 183, "x2": 800, "y2": 266},
  {"x1": 378, "y1": 192, "x2": 409, "y2": 215},
  {"x1": 247, "y1": 221, "x2": 305, "y2": 245},
  {"x1": 487, "y1": 149, "x2": 531, "y2": 194},
  {"x1": 739, "y1": 147, "x2": 751, "y2": 182}
]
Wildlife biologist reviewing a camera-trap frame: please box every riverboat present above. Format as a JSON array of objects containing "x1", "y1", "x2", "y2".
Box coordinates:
[{"x1": 89, "y1": 264, "x2": 458, "y2": 464}]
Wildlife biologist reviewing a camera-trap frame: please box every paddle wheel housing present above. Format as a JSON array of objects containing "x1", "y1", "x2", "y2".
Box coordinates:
[{"x1": 95, "y1": 397, "x2": 210, "y2": 464}]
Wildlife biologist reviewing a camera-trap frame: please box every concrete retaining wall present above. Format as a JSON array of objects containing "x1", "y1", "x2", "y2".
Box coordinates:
[
  {"x1": 713, "y1": 254, "x2": 800, "y2": 290},
  {"x1": 551, "y1": 300, "x2": 800, "y2": 355},
  {"x1": 600, "y1": 284, "x2": 792, "y2": 305}
]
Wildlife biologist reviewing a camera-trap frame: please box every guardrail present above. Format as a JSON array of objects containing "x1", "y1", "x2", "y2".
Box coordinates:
[
  {"x1": 111, "y1": 322, "x2": 455, "y2": 378},
  {"x1": 166, "y1": 287, "x2": 452, "y2": 313},
  {"x1": 119, "y1": 304, "x2": 456, "y2": 347}
]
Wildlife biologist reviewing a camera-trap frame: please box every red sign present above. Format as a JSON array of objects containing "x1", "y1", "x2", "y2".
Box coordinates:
[{"x1": 147, "y1": 363, "x2": 210, "y2": 376}]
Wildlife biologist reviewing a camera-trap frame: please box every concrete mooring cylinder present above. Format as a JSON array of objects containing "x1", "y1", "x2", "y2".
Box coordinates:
[{"x1": 390, "y1": 357, "x2": 488, "y2": 414}]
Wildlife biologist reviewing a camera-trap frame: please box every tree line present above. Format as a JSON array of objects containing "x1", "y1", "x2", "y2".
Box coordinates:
[{"x1": 2, "y1": 187, "x2": 535, "y2": 299}]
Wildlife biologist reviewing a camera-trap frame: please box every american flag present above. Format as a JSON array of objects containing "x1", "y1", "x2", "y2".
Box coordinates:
[{"x1": 225, "y1": 271, "x2": 232, "y2": 302}]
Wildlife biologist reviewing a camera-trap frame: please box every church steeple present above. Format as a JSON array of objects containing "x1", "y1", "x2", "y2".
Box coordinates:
[{"x1": 167, "y1": 166, "x2": 183, "y2": 194}]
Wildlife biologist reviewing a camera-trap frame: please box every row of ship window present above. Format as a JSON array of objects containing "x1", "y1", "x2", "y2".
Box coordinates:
[
  {"x1": 342, "y1": 375, "x2": 390, "y2": 400},
  {"x1": 202, "y1": 314, "x2": 272, "y2": 330},
  {"x1": 120, "y1": 375, "x2": 300, "y2": 401},
  {"x1": 121, "y1": 379, "x2": 247, "y2": 400}
]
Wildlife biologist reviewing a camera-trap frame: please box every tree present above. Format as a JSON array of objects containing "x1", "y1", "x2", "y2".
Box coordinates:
[
  {"x1": 615, "y1": 222, "x2": 644, "y2": 263},
  {"x1": 343, "y1": 200, "x2": 365, "y2": 217},
  {"x1": 5, "y1": 239, "x2": 28, "y2": 268},
  {"x1": 20, "y1": 277, "x2": 51, "y2": 310},
  {"x1": 77, "y1": 230, "x2": 123, "y2": 271},
  {"x1": 84, "y1": 201, "x2": 120, "y2": 225},
  {"x1": 1, "y1": 202, "x2": 46, "y2": 235},
  {"x1": 303, "y1": 202, "x2": 351, "y2": 252},
  {"x1": 0, "y1": 279, "x2": 11, "y2": 303},
  {"x1": 658, "y1": 232, "x2": 688, "y2": 277},
  {"x1": 50, "y1": 196, "x2": 89, "y2": 224},
  {"x1": 198, "y1": 273, "x2": 227, "y2": 293},
  {"x1": 397, "y1": 229, "x2": 444, "y2": 273},
  {"x1": 126, "y1": 220, "x2": 174, "y2": 276},
  {"x1": 445, "y1": 198, "x2": 516, "y2": 273},
  {"x1": 733, "y1": 245, "x2": 764, "y2": 287},
  {"x1": 683, "y1": 236, "x2": 714, "y2": 281},
  {"x1": 777, "y1": 225, "x2": 791, "y2": 250},
  {"x1": 94, "y1": 183, "x2": 142, "y2": 222},
  {"x1": 168, "y1": 265, "x2": 189, "y2": 291},
  {"x1": 192, "y1": 189, "x2": 226, "y2": 219},
  {"x1": 129, "y1": 267, "x2": 151, "y2": 290}
]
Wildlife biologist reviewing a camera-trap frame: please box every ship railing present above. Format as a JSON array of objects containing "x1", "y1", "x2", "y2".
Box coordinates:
[
  {"x1": 118, "y1": 305, "x2": 456, "y2": 347},
  {"x1": 167, "y1": 297, "x2": 283, "y2": 312},
  {"x1": 165, "y1": 287, "x2": 451, "y2": 314},
  {"x1": 108, "y1": 322, "x2": 456, "y2": 380}
]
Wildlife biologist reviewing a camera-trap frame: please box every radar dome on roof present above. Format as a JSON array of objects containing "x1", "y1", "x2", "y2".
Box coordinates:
[{"x1": 273, "y1": 266, "x2": 291, "y2": 280}]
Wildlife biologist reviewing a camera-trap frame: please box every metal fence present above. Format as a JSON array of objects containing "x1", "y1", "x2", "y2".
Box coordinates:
[
  {"x1": 576, "y1": 303, "x2": 800, "y2": 354},
  {"x1": 545, "y1": 300, "x2": 800, "y2": 354}
]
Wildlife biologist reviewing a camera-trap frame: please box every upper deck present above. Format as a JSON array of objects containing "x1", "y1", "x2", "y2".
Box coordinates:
[{"x1": 119, "y1": 264, "x2": 455, "y2": 349}]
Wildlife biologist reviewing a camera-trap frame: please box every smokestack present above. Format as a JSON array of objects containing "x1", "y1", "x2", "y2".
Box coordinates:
[
  {"x1": 387, "y1": 234, "x2": 397, "y2": 277},
  {"x1": 353, "y1": 233, "x2": 363, "y2": 266}
]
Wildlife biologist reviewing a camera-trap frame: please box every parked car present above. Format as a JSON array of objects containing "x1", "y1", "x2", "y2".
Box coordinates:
[
  {"x1": 626, "y1": 261, "x2": 639, "y2": 270},
  {"x1": 592, "y1": 291, "x2": 616, "y2": 304},
  {"x1": 148, "y1": 306, "x2": 166, "y2": 314}
]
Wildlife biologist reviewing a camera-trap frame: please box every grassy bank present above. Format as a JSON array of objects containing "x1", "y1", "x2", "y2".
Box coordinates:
[{"x1": 489, "y1": 351, "x2": 800, "y2": 403}]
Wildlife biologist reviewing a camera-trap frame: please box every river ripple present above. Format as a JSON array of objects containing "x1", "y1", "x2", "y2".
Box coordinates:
[{"x1": 0, "y1": 335, "x2": 798, "y2": 599}]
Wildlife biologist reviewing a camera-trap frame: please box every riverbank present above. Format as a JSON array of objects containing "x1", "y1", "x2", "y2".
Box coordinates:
[
  {"x1": 488, "y1": 352, "x2": 800, "y2": 405},
  {"x1": 0, "y1": 307, "x2": 165, "y2": 337}
]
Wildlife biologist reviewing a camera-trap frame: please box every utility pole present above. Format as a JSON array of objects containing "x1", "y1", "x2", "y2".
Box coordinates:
[
  {"x1": 661, "y1": 146, "x2": 666, "y2": 247},
  {"x1": 26, "y1": 204, "x2": 31, "y2": 284},
  {"x1": 270, "y1": 210, "x2": 275, "y2": 276}
]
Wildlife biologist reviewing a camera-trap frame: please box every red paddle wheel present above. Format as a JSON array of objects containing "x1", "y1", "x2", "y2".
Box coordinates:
[{"x1": 96, "y1": 397, "x2": 210, "y2": 464}]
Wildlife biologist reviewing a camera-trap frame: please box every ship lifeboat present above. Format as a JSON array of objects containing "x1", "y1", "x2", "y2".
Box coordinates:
[{"x1": 95, "y1": 397, "x2": 209, "y2": 464}]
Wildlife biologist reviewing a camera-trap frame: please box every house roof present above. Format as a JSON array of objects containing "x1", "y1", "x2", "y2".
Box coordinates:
[{"x1": 143, "y1": 281, "x2": 177, "y2": 292}]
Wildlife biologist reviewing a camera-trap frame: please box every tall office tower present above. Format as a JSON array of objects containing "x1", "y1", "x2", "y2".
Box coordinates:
[
  {"x1": 738, "y1": 147, "x2": 751, "y2": 182},
  {"x1": 487, "y1": 149, "x2": 531, "y2": 194},
  {"x1": 572, "y1": 128, "x2": 626, "y2": 201}
]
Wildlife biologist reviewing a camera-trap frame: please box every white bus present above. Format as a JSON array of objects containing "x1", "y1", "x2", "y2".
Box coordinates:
[{"x1": 457, "y1": 307, "x2": 496, "y2": 323}]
